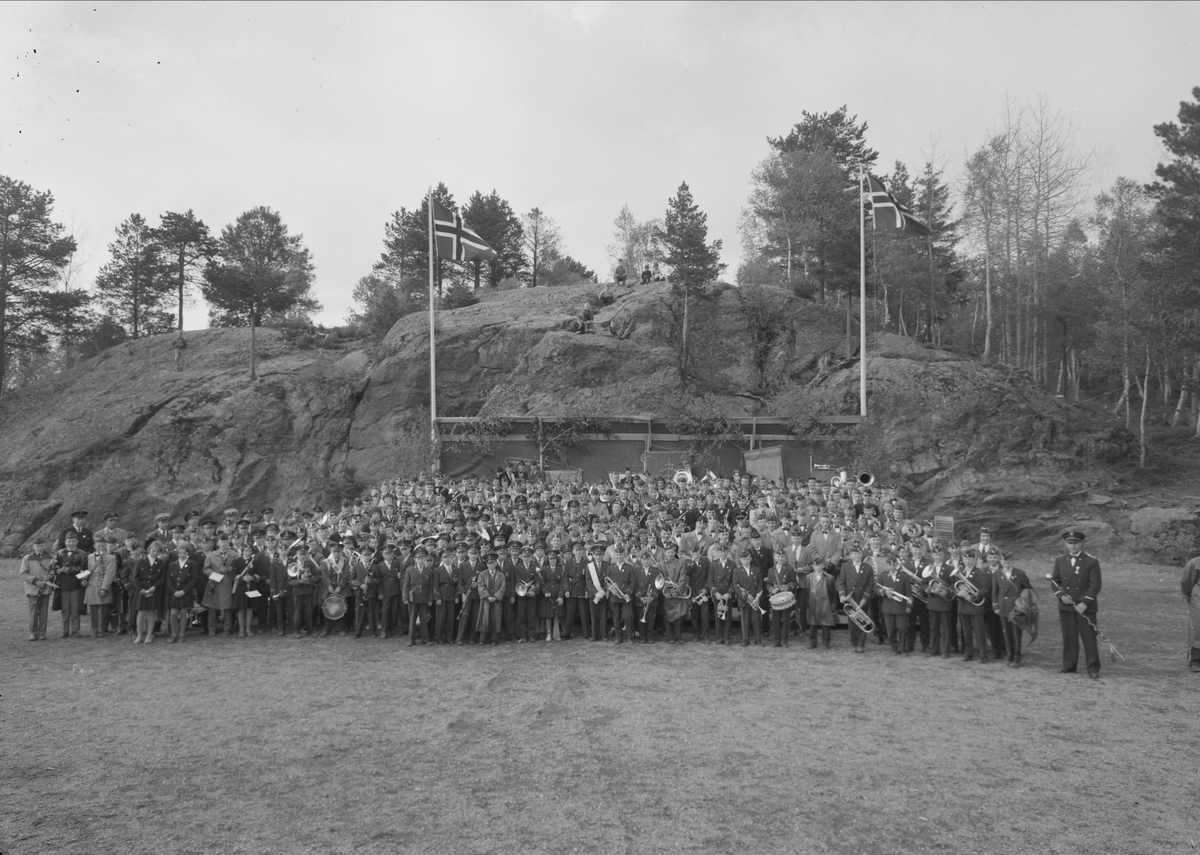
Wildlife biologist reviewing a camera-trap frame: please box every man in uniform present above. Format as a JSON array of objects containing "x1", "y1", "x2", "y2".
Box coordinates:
[
  {"x1": 1050, "y1": 530, "x2": 1102, "y2": 678},
  {"x1": 58, "y1": 510, "x2": 95, "y2": 554}
]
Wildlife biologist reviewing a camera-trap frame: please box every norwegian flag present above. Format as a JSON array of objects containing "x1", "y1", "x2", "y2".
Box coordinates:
[
  {"x1": 432, "y1": 199, "x2": 496, "y2": 263},
  {"x1": 866, "y1": 175, "x2": 931, "y2": 237}
]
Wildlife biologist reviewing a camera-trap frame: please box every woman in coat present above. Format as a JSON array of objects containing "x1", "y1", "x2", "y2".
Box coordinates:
[
  {"x1": 165, "y1": 545, "x2": 198, "y2": 643},
  {"x1": 130, "y1": 541, "x2": 165, "y2": 644}
]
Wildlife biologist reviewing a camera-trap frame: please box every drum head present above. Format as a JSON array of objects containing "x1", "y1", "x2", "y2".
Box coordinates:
[
  {"x1": 322, "y1": 595, "x2": 347, "y2": 620},
  {"x1": 769, "y1": 592, "x2": 796, "y2": 610}
]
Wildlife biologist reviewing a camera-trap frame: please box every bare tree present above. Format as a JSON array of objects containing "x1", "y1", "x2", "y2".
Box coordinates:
[{"x1": 522, "y1": 207, "x2": 561, "y2": 289}]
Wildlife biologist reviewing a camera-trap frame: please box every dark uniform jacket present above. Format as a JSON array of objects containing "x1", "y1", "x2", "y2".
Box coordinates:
[{"x1": 1051, "y1": 552, "x2": 1101, "y2": 615}]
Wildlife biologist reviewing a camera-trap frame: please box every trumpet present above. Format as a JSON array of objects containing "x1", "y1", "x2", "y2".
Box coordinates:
[
  {"x1": 840, "y1": 595, "x2": 875, "y2": 634},
  {"x1": 713, "y1": 591, "x2": 730, "y2": 621},
  {"x1": 950, "y1": 566, "x2": 985, "y2": 607},
  {"x1": 692, "y1": 589, "x2": 710, "y2": 606},
  {"x1": 736, "y1": 584, "x2": 766, "y2": 616}
]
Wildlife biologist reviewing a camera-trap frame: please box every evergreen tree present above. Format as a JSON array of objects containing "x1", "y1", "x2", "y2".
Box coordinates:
[
  {"x1": 657, "y1": 182, "x2": 726, "y2": 382},
  {"x1": 202, "y1": 206, "x2": 318, "y2": 380},
  {"x1": 375, "y1": 183, "x2": 458, "y2": 300},
  {"x1": 0, "y1": 175, "x2": 85, "y2": 396},
  {"x1": 94, "y1": 213, "x2": 175, "y2": 338},
  {"x1": 155, "y1": 209, "x2": 216, "y2": 330},
  {"x1": 463, "y1": 190, "x2": 525, "y2": 290}
]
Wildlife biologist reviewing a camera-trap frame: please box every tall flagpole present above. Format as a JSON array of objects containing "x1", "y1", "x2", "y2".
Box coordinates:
[
  {"x1": 428, "y1": 188, "x2": 439, "y2": 472},
  {"x1": 859, "y1": 165, "x2": 867, "y2": 418}
]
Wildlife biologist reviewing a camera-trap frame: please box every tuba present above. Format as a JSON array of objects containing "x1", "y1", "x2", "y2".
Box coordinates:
[
  {"x1": 673, "y1": 469, "x2": 694, "y2": 485},
  {"x1": 858, "y1": 471, "x2": 874, "y2": 487}
]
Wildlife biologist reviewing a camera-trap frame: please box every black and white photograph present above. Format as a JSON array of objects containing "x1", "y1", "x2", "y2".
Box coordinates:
[{"x1": 2, "y1": 2, "x2": 1199, "y2": 853}]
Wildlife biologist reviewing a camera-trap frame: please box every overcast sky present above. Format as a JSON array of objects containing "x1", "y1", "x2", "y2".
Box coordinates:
[{"x1": 2, "y1": 1, "x2": 1197, "y2": 328}]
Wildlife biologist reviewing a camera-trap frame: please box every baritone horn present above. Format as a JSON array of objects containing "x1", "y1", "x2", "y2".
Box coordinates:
[
  {"x1": 840, "y1": 596, "x2": 875, "y2": 634},
  {"x1": 673, "y1": 469, "x2": 694, "y2": 485}
]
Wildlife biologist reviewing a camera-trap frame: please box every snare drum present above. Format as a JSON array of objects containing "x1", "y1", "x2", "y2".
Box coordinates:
[{"x1": 769, "y1": 591, "x2": 796, "y2": 611}]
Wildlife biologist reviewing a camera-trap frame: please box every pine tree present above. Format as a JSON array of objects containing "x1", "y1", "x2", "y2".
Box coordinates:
[
  {"x1": 94, "y1": 214, "x2": 175, "y2": 338},
  {"x1": 463, "y1": 190, "x2": 525, "y2": 290},
  {"x1": 657, "y1": 182, "x2": 725, "y2": 382},
  {"x1": 0, "y1": 176, "x2": 83, "y2": 396},
  {"x1": 155, "y1": 210, "x2": 216, "y2": 330}
]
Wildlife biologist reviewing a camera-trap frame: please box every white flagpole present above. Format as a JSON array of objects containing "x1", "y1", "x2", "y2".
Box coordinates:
[
  {"x1": 428, "y1": 188, "x2": 439, "y2": 471},
  {"x1": 859, "y1": 165, "x2": 867, "y2": 418}
]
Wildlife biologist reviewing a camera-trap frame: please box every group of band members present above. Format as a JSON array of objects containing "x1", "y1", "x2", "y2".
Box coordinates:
[{"x1": 16, "y1": 468, "x2": 1107, "y2": 674}]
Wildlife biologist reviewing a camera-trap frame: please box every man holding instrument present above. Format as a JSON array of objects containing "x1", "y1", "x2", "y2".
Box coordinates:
[{"x1": 1050, "y1": 530, "x2": 1102, "y2": 679}]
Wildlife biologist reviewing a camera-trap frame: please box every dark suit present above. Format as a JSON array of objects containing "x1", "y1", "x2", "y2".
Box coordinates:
[{"x1": 1051, "y1": 551, "x2": 1102, "y2": 674}]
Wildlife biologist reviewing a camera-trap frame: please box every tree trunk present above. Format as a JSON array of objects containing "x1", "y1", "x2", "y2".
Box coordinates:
[
  {"x1": 982, "y1": 240, "x2": 993, "y2": 360},
  {"x1": 680, "y1": 286, "x2": 690, "y2": 383},
  {"x1": 1171, "y1": 374, "x2": 1188, "y2": 427},
  {"x1": 249, "y1": 304, "x2": 258, "y2": 382},
  {"x1": 177, "y1": 248, "x2": 186, "y2": 331},
  {"x1": 1139, "y1": 349, "x2": 1150, "y2": 468}
]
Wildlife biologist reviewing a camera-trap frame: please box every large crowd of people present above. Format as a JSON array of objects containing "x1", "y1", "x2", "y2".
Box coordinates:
[{"x1": 18, "y1": 465, "x2": 1111, "y2": 676}]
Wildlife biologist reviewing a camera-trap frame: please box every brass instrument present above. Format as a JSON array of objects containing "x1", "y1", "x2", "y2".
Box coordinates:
[
  {"x1": 692, "y1": 589, "x2": 710, "y2": 606},
  {"x1": 673, "y1": 469, "x2": 694, "y2": 485},
  {"x1": 874, "y1": 582, "x2": 914, "y2": 606},
  {"x1": 840, "y1": 595, "x2": 875, "y2": 634},
  {"x1": 950, "y1": 565, "x2": 985, "y2": 607},
  {"x1": 735, "y1": 583, "x2": 766, "y2": 616},
  {"x1": 604, "y1": 576, "x2": 631, "y2": 603},
  {"x1": 898, "y1": 565, "x2": 928, "y2": 604},
  {"x1": 713, "y1": 591, "x2": 730, "y2": 621},
  {"x1": 654, "y1": 573, "x2": 691, "y2": 600}
]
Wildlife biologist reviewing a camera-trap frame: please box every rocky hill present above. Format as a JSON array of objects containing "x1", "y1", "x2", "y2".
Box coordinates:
[{"x1": 0, "y1": 280, "x2": 1188, "y2": 560}]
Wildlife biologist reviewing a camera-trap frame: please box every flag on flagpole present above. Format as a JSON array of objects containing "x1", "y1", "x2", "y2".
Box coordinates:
[
  {"x1": 865, "y1": 175, "x2": 931, "y2": 237},
  {"x1": 432, "y1": 199, "x2": 497, "y2": 262}
]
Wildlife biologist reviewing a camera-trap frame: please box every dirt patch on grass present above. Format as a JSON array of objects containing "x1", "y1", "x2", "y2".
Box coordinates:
[{"x1": 2, "y1": 554, "x2": 1197, "y2": 855}]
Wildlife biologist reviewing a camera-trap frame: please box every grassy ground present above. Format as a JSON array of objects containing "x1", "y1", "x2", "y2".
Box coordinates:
[{"x1": 2, "y1": 554, "x2": 1197, "y2": 855}]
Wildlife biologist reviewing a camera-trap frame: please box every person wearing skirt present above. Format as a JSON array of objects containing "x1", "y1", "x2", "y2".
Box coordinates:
[
  {"x1": 165, "y1": 545, "x2": 198, "y2": 642},
  {"x1": 130, "y1": 542, "x2": 165, "y2": 644}
]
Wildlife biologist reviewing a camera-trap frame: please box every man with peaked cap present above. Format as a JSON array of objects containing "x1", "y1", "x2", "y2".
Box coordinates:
[
  {"x1": 561, "y1": 541, "x2": 592, "y2": 641},
  {"x1": 431, "y1": 545, "x2": 458, "y2": 644},
  {"x1": 403, "y1": 546, "x2": 434, "y2": 646},
  {"x1": 456, "y1": 543, "x2": 484, "y2": 645},
  {"x1": 96, "y1": 512, "x2": 128, "y2": 552},
  {"x1": 1050, "y1": 530, "x2": 1102, "y2": 678},
  {"x1": 377, "y1": 544, "x2": 403, "y2": 638},
  {"x1": 476, "y1": 551, "x2": 506, "y2": 644},
  {"x1": 58, "y1": 510, "x2": 95, "y2": 555}
]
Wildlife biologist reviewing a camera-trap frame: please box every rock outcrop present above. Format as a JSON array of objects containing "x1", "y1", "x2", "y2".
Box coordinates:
[{"x1": 0, "y1": 281, "x2": 1132, "y2": 555}]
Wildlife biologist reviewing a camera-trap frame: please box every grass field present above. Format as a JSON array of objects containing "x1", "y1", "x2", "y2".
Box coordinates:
[{"x1": 2, "y1": 554, "x2": 1197, "y2": 855}]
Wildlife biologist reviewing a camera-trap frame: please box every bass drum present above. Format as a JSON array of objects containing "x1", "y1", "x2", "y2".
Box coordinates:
[{"x1": 322, "y1": 594, "x2": 347, "y2": 621}]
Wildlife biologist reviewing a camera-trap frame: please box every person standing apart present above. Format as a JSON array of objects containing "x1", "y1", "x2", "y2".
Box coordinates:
[{"x1": 1050, "y1": 530, "x2": 1102, "y2": 679}]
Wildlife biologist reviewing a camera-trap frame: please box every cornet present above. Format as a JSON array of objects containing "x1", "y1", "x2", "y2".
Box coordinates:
[{"x1": 898, "y1": 566, "x2": 929, "y2": 604}]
